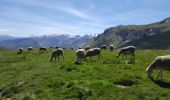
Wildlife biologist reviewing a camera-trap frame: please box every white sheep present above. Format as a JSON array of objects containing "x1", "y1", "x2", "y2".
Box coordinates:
[
  {"x1": 85, "y1": 46, "x2": 90, "y2": 51},
  {"x1": 146, "y1": 55, "x2": 170, "y2": 80},
  {"x1": 85, "y1": 48, "x2": 102, "y2": 61},
  {"x1": 50, "y1": 48, "x2": 64, "y2": 62},
  {"x1": 109, "y1": 45, "x2": 114, "y2": 51},
  {"x1": 17, "y1": 47, "x2": 23, "y2": 54},
  {"x1": 117, "y1": 46, "x2": 136, "y2": 58},
  {"x1": 76, "y1": 49, "x2": 85, "y2": 63},
  {"x1": 100, "y1": 45, "x2": 107, "y2": 50}
]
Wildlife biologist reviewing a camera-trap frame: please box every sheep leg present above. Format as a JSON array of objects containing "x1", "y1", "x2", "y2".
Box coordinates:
[
  {"x1": 98, "y1": 55, "x2": 100, "y2": 60},
  {"x1": 90, "y1": 56, "x2": 92, "y2": 61},
  {"x1": 58, "y1": 56, "x2": 60, "y2": 62},
  {"x1": 62, "y1": 55, "x2": 64, "y2": 61},
  {"x1": 160, "y1": 68, "x2": 163, "y2": 80},
  {"x1": 50, "y1": 56, "x2": 53, "y2": 62},
  {"x1": 156, "y1": 68, "x2": 162, "y2": 80},
  {"x1": 54, "y1": 57, "x2": 57, "y2": 62},
  {"x1": 132, "y1": 53, "x2": 135, "y2": 59}
]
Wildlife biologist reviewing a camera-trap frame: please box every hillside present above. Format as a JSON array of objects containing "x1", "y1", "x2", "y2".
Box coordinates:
[
  {"x1": 118, "y1": 31, "x2": 170, "y2": 49},
  {"x1": 1, "y1": 49, "x2": 170, "y2": 99},
  {"x1": 90, "y1": 17, "x2": 170, "y2": 49}
]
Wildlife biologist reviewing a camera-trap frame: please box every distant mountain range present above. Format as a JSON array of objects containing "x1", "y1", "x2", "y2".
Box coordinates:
[
  {"x1": 0, "y1": 34, "x2": 92, "y2": 50},
  {"x1": 1, "y1": 17, "x2": 170, "y2": 50},
  {"x1": 89, "y1": 17, "x2": 170, "y2": 49}
]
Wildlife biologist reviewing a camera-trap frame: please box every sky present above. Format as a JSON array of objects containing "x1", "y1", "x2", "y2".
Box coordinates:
[{"x1": 0, "y1": 0, "x2": 169, "y2": 37}]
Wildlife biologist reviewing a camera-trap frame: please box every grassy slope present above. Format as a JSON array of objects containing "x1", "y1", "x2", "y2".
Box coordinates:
[{"x1": 1, "y1": 49, "x2": 170, "y2": 99}]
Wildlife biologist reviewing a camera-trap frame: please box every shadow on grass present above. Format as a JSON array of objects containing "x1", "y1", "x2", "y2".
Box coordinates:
[{"x1": 149, "y1": 77, "x2": 170, "y2": 88}]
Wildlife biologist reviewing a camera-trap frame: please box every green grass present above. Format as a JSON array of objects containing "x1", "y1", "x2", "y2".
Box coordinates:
[{"x1": 1, "y1": 49, "x2": 170, "y2": 100}]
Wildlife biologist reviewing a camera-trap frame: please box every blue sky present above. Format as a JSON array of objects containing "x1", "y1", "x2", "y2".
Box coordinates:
[{"x1": 0, "y1": 0, "x2": 169, "y2": 37}]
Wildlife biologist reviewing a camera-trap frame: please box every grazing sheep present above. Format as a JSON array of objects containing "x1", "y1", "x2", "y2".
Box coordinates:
[
  {"x1": 146, "y1": 55, "x2": 170, "y2": 80},
  {"x1": 76, "y1": 49, "x2": 85, "y2": 63},
  {"x1": 50, "y1": 48, "x2": 64, "y2": 62},
  {"x1": 55, "y1": 47, "x2": 59, "y2": 49},
  {"x1": 39, "y1": 47, "x2": 48, "y2": 53},
  {"x1": 100, "y1": 45, "x2": 107, "y2": 50},
  {"x1": 85, "y1": 48, "x2": 102, "y2": 61},
  {"x1": 17, "y1": 48, "x2": 23, "y2": 54},
  {"x1": 117, "y1": 46, "x2": 136, "y2": 58},
  {"x1": 27, "y1": 47, "x2": 33, "y2": 52},
  {"x1": 85, "y1": 46, "x2": 90, "y2": 51},
  {"x1": 110, "y1": 45, "x2": 114, "y2": 51}
]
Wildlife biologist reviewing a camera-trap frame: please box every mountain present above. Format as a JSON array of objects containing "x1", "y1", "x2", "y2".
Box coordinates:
[
  {"x1": 0, "y1": 38, "x2": 41, "y2": 50},
  {"x1": 32, "y1": 34, "x2": 91, "y2": 48},
  {"x1": 118, "y1": 30, "x2": 170, "y2": 49},
  {"x1": 90, "y1": 17, "x2": 170, "y2": 49},
  {"x1": 0, "y1": 35, "x2": 20, "y2": 41},
  {"x1": 0, "y1": 34, "x2": 92, "y2": 50}
]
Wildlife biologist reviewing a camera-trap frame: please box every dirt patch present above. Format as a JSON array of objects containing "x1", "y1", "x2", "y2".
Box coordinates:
[
  {"x1": 114, "y1": 79, "x2": 137, "y2": 88},
  {"x1": 115, "y1": 85, "x2": 129, "y2": 88}
]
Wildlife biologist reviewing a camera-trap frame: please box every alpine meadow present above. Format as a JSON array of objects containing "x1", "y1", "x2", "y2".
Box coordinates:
[
  {"x1": 1, "y1": 48, "x2": 170, "y2": 99},
  {"x1": 1, "y1": 0, "x2": 170, "y2": 100}
]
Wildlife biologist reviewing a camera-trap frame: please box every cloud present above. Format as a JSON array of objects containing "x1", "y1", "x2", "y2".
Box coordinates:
[
  {"x1": 110, "y1": 9, "x2": 164, "y2": 24},
  {"x1": 56, "y1": 3, "x2": 91, "y2": 19}
]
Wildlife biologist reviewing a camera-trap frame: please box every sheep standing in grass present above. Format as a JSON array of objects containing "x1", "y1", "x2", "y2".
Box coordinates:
[
  {"x1": 100, "y1": 45, "x2": 107, "y2": 50},
  {"x1": 76, "y1": 49, "x2": 85, "y2": 63},
  {"x1": 146, "y1": 55, "x2": 170, "y2": 80},
  {"x1": 85, "y1": 46, "x2": 90, "y2": 51},
  {"x1": 17, "y1": 48, "x2": 23, "y2": 54},
  {"x1": 110, "y1": 45, "x2": 114, "y2": 51},
  {"x1": 117, "y1": 46, "x2": 136, "y2": 58},
  {"x1": 85, "y1": 48, "x2": 102, "y2": 61},
  {"x1": 50, "y1": 48, "x2": 64, "y2": 62},
  {"x1": 39, "y1": 47, "x2": 48, "y2": 53},
  {"x1": 27, "y1": 47, "x2": 33, "y2": 52}
]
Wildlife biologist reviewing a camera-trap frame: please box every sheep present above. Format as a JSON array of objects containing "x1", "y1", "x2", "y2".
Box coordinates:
[
  {"x1": 85, "y1": 48, "x2": 102, "y2": 61},
  {"x1": 50, "y1": 48, "x2": 64, "y2": 62},
  {"x1": 109, "y1": 45, "x2": 114, "y2": 51},
  {"x1": 85, "y1": 46, "x2": 90, "y2": 51},
  {"x1": 27, "y1": 47, "x2": 33, "y2": 52},
  {"x1": 17, "y1": 48, "x2": 23, "y2": 54},
  {"x1": 76, "y1": 49, "x2": 85, "y2": 63},
  {"x1": 71, "y1": 48, "x2": 74, "y2": 50},
  {"x1": 146, "y1": 55, "x2": 170, "y2": 80},
  {"x1": 117, "y1": 46, "x2": 136, "y2": 58},
  {"x1": 39, "y1": 47, "x2": 48, "y2": 53},
  {"x1": 100, "y1": 45, "x2": 107, "y2": 50}
]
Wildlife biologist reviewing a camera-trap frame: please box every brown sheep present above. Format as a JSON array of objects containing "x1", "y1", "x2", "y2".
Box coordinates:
[
  {"x1": 27, "y1": 47, "x2": 33, "y2": 52},
  {"x1": 39, "y1": 47, "x2": 48, "y2": 53}
]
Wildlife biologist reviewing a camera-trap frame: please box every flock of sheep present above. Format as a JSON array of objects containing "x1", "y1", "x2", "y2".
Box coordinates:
[{"x1": 17, "y1": 45, "x2": 170, "y2": 81}]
